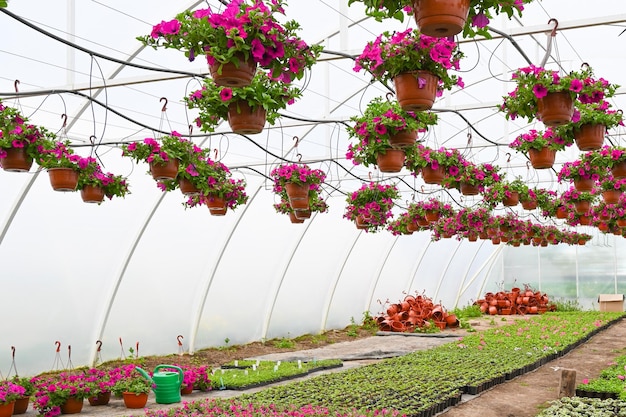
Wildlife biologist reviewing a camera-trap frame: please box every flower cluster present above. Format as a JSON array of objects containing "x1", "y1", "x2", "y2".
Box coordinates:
[
  {"x1": 185, "y1": 71, "x2": 301, "y2": 132},
  {"x1": 404, "y1": 144, "x2": 466, "y2": 175},
  {"x1": 442, "y1": 161, "x2": 501, "y2": 189},
  {"x1": 0, "y1": 380, "x2": 25, "y2": 405},
  {"x1": 76, "y1": 156, "x2": 130, "y2": 199},
  {"x1": 121, "y1": 132, "x2": 190, "y2": 165},
  {"x1": 586, "y1": 145, "x2": 626, "y2": 170},
  {"x1": 35, "y1": 139, "x2": 86, "y2": 171},
  {"x1": 0, "y1": 100, "x2": 49, "y2": 160},
  {"x1": 270, "y1": 163, "x2": 326, "y2": 192},
  {"x1": 138, "y1": 0, "x2": 322, "y2": 83},
  {"x1": 346, "y1": 97, "x2": 437, "y2": 167},
  {"x1": 32, "y1": 372, "x2": 93, "y2": 416},
  {"x1": 557, "y1": 158, "x2": 605, "y2": 183},
  {"x1": 344, "y1": 182, "x2": 399, "y2": 232},
  {"x1": 555, "y1": 99, "x2": 624, "y2": 140},
  {"x1": 509, "y1": 128, "x2": 570, "y2": 153},
  {"x1": 560, "y1": 187, "x2": 598, "y2": 204},
  {"x1": 500, "y1": 65, "x2": 615, "y2": 122},
  {"x1": 354, "y1": 29, "x2": 463, "y2": 90}
]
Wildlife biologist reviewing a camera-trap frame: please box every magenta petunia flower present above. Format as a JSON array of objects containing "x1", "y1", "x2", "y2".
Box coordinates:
[
  {"x1": 219, "y1": 88, "x2": 233, "y2": 102},
  {"x1": 532, "y1": 84, "x2": 548, "y2": 99},
  {"x1": 471, "y1": 13, "x2": 489, "y2": 28},
  {"x1": 569, "y1": 79, "x2": 583, "y2": 92}
]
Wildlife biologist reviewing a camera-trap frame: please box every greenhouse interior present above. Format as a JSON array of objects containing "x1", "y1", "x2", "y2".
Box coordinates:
[{"x1": 2, "y1": 0, "x2": 626, "y2": 416}]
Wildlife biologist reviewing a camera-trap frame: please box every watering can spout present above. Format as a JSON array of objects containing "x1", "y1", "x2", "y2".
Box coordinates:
[{"x1": 135, "y1": 366, "x2": 153, "y2": 385}]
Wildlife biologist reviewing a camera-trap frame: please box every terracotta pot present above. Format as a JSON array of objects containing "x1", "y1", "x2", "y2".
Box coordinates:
[
  {"x1": 289, "y1": 211, "x2": 305, "y2": 224},
  {"x1": 460, "y1": 182, "x2": 480, "y2": 196},
  {"x1": 181, "y1": 383, "x2": 194, "y2": 395},
  {"x1": 445, "y1": 313, "x2": 458, "y2": 327},
  {"x1": 500, "y1": 308, "x2": 512, "y2": 315},
  {"x1": 602, "y1": 189, "x2": 622, "y2": 205},
  {"x1": 227, "y1": 101, "x2": 266, "y2": 134},
  {"x1": 425, "y1": 210, "x2": 440, "y2": 223},
  {"x1": 294, "y1": 209, "x2": 311, "y2": 220},
  {"x1": 150, "y1": 159, "x2": 179, "y2": 181},
  {"x1": 521, "y1": 199, "x2": 538, "y2": 210},
  {"x1": 528, "y1": 147, "x2": 556, "y2": 169},
  {"x1": 617, "y1": 219, "x2": 626, "y2": 228},
  {"x1": 467, "y1": 233, "x2": 478, "y2": 242},
  {"x1": 60, "y1": 396, "x2": 84, "y2": 414},
  {"x1": 178, "y1": 177, "x2": 201, "y2": 196},
  {"x1": 573, "y1": 178, "x2": 594, "y2": 192},
  {"x1": 390, "y1": 320, "x2": 406, "y2": 332},
  {"x1": 285, "y1": 183, "x2": 310, "y2": 210},
  {"x1": 88, "y1": 391, "x2": 111, "y2": 406},
  {"x1": 574, "y1": 200, "x2": 591, "y2": 214},
  {"x1": 389, "y1": 130, "x2": 417, "y2": 148},
  {"x1": 412, "y1": 0, "x2": 470, "y2": 37},
  {"x1": 355, "y1": 215, "x2": 369, "y2": 230},
  {"x1": 209, "y1": 54, "x2": 257, "y2": 87},
  {"x1": 502, "y1": 192, "x2": 519, "y2": 207},
  {"x1": 579, "y1": 215, "x2": 591, "y2": 225},
  {"x1": 537, "y1": 91, "x2": 574, "y2": 126},
  {"x1": 48, "y1": 168, "x2": 79, "y2": 192},
  {"x1": 0, "y1": 147, "x2": 33, "y2": 172},
  {"x1": 0, "y1": 401, "x2": 14, "y2": 417},
  {"x1": 416, "y1": 216, "x2": 429, "y2": 227},
  {"x1": 612, "y1": 161, "x2": 626, "y2": 179},
  {"x1": 574, "y1": 124, "x2": 605, "y2": 151},
  {"x1": 205, "y1": 194, "x2": 226, "y2": 210},
  {"x1": 376, "y1": 149, "x2": 405, "y2": 173},
  {"x1": 209, "y1": 206, "x2": 228, "y2": 216},
  {"x1": 488, "y1": 306, "x2": 498, "y2": 315},
  {"x1": 122, "y1": 392, "x2": 148, "y2": 409},
  {"x1": 556, "y1": 206, "x2": 568, "y2": 219},
  {"x1": 421, "y1": 164, "x2": 445, "y2": 185},
  {"x1": 528, "y1": 306, "x2": 539, "y2": 314},
  {"x1": 598, "y1": 222, "x2": 609, "y2": 232},
  {"x1": 393, "y1": 71, "x2": 438, "y2": 111},
  {"x1": 433, "y1": 321, "x2": 447, "y2": 330},
  {"x1": 80, "y1": 185, "x2": 105, "y2": 204},
  {"x1": 491, "y1": 237, "x2": 501, "y2": 245},
  {"x1": 13, "y1": 396, "x2": 29, "y2": 414}
]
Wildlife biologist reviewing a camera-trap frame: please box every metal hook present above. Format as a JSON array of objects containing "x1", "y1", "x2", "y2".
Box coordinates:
[
  {"x1": 368, "y1": 172, "x2": 372, "y2": 181},
  {"x1": 160, "y1": 97, "x2": 168, "y2": 112},
  {"x1": 14, "y1": 80, "x2": 19, "y2": 93},
  {"x1": 214, "y1": 149, "x2": 218, "y2": 160},
  {"x1": 55, "y1": 341, "x2": 61, "y2": 353},
  {"x1": 506, "y1": 152, "x2": 511, "y2": 163},
  {"x1": 177, "y1": 335, "x2": 184, "y2": 346},
  {"x1": 96, "y1": 340, "x2": 102, "y2": 352},
  {"x1": 68, "y1": 345, "x2": 72, "y2": 360},
  {"x1": 135, "y1": 342, "x2": 139, "y2": 357},
  {"x1": 411, "y1": 193, "x2": 415, "y2": 201},
  {"x1": 581, "y1": 62, "x2": 590, "y2": 70},
  {"x1": 467, "y1": 132, "x2": 472, "y2": 145},
  {"x1": 548, "y1": 18, "x2": 558, "y2": 37},
  {"x1": 11, "y1": 346, "x2": 15, "y2": 359},
  {"x1": 61, "y1": 114, "x2": 68, "y2": 129},
  {"x1": 89, "y1": 135, "x2": 96, "y2": 146},
  {"x1": 292, "y1": 136, "x2": 299, "y2": 148},
  {"x1": 385, "y1": 92, "x2": 395, "y2": 102},
  {"x1": 421, "y1": 185, "x2": 425, "y2": 193},
  {"x1": 526, "y1": 161, "x2": 531, "y2": 170},
  {"x1": 188, "y1": 124, "x2": 193, "y2": 135},
  {"x1": 297, "y1": 153, "x2": 302, "y2": 162}
]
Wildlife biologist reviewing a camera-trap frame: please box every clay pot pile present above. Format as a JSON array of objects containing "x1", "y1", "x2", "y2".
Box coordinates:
[
  {"x1": 375, "y1": 294, "x2": 459, "y2": 332},
  {"x1": 474, "y1": 287, "x2": 555, "y2": 315}
]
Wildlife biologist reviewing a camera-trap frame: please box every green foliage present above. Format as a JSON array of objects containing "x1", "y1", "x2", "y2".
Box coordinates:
[
  {"x1": 452, "y1": 304, "x2": 483, "y2": 319},
  {"x1": 273, "y1": 338, "x2": 296, "y2": 349},
  {"x1": 552, "y1": 298, "x2": 584, "y2": 312}
]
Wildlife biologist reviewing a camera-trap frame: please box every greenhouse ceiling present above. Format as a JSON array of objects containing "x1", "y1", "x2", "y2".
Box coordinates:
[{"x1": 1, "y1": 0, "x2": 626, "y2": 375}]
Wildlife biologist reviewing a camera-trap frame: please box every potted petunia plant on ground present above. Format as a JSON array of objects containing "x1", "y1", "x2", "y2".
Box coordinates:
[
  {"x1": 353, "y1": 29, "x2": 463, "y2": 111},
  {"x1": 346, "y1": 96, "x2": 438, "y2": 172},
  {"x1": 185, "y1": 71, "x2": 301, "y2": 135},
  {"x1": 500, "y1": 65, "x2": 614, "y2": 126},
  {"x1": 344, "y1": 182, "x2": 399, "y2": 232},
  {"x1": 138, "y1": 0, "x2": 323, "y2": 86}
]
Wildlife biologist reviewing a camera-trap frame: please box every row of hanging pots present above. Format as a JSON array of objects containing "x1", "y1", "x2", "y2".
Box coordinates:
[
  {"x1": 375, "y1": 293, "x2": 459, "y2": 332},
  {"x1": 475, "y1": 287, "x2": 555, "y2": 316}
]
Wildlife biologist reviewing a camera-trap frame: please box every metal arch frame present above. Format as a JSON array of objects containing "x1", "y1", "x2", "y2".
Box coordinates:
[
  {"x1": 0, "y1": 171, "x2": 40, "y2": 246},
  {"x1": 89, "y1": 191, "x2": 168, "y2": 366},
  {"x1": 362, "y1": 235, "x2": 400, "y2": 313},
  {"x1": 188, "y1": 184, "x2": 262, "y2": 354},
  {"x1": 319, "y1": 229, "x2": 363, "y2": 330},
  {"x1": 260, "y1": 209, "x2": 319, "y2": 340},
  {"x1": 433, "y1": 239, "x2": 463, "y2": 302},
  {"x1": 475, "y1": 245, "x2": 505, "y2": 300},
  {"x1": 453, "y1": 240, "x2": 490, "y2": 306}
]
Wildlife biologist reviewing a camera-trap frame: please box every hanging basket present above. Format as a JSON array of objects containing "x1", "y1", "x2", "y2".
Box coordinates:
[
  {"x1": 574, "y1": 123, "x2": 605, "y2": 151},
  {"x1": 536, "y1": 91, "x2": 574, "y2": 126},
  {"x1": 574, "y1": 178, "x2": 594, "y2": 192},
  {"x1": 60, "y1": 396, "x2": 84, "y2": 414},
  {"x1": 611, "y1": 161, "x2": 626, "y2": 179},
  {"x1": 528, "y1": 147, "x2": 556, "y2": 169},
  {"x1": 556, "y1": 206, "x2": 568, "y2": 219},
  {"x1": 178, "y1": 177, "x2": 201, "y2": 196},
  {"x1": 122, "y1": 392, "x2": 148, "y2": 409},
  {"x1": 376, "y1": 149, "x2": 405, "y2": 173},
  {"x1": 12, "y1": 396, "x2": 29, "y2": 415},
  {"x1": 602, "y1": 189, "x2": 622, "y2": 205},
  {"x1": 48, "y1": 168, "x2": 79, "y2": 192},
  {"x1": 574, "y1": 200, "x2": 591, "y2": 214},
  {"x1": 393, "y1": 71, "x2": 438, "y2": 111},
  {"x1": 521, "y1": 199, "x2": 538, "y2": 210},
  {"x1": 412, "y1": 0, "x2": 470, "y2": 37},
  {"x1": 206, "y1": 194, "x2": 228, "y2": 216},
  {"x1": 0, "y1": 147, "x2": 33, "y2": 172},
  {"x1": 227, "y1": 101, "x2": 266, "y2": 135},
  {"x1": 355, "y1": 215, "x2": 370, "y2": 230},
  {"x1": 579, "y1": 215, "x2": 591, "y2": 225},
  {"x1": 209, "y1": 54, "x2": 257, "y2": 87},
  {"x1": 502, "y1": 192, "x2": 519, "y2": 207},
  {"x1": 150, "y1": 159, "x2": 179, "y2": 181},
  {"x1": 421, "y1": 164, "x2": 445, "y2": 185},
  {"x1": 288, "y1": 211, "x2": 305, "y2": 224},
  {"x1": 285, "y1": 183, "x2": 310, "y2": 211},
  {"x1": 80, "y1": 185, "x2": 105, "y2": 204},
  {"x1": 389, "y1": 130, "x2": 417, "y2": 148},
  {"x1": 460, "y1": 182, "x2": 479, "y2": 196}
]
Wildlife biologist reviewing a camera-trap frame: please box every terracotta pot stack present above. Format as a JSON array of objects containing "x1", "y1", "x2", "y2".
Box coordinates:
[
  {"x1": 375, "y1": 293, "x2": 459, "y2": 332},
  {"x1": 474, "y1": 287, "x2": 555, "y2": 315}
]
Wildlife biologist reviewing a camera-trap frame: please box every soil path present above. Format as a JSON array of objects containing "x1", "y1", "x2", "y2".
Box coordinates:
[{"x1": 30, "y1": 317, "x2": 626, "y2": 417}]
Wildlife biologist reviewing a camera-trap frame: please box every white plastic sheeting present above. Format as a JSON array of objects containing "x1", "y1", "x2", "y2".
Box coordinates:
[{"x1": 1, "y1": 1, "x2": 626, "y2": 375}]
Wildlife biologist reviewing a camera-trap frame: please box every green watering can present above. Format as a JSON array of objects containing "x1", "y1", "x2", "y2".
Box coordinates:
[{"x1": 135, "y1": 364, "x2": 184, "y2": 404}]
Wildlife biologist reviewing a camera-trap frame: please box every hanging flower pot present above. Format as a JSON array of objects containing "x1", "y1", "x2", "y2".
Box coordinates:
[
  {"x1": 206, "y1": 194, "x2": 227, "y2": 216},
  {"x1": 556, "y1": 206, "x2": 568, "y2": 219},
  {"x1": 460, "y1": 182, "x2": 479, "y2": 196},
  {"x1": 284, "y1": 183, "x2": 310, "y2": 211},
  {"x1": 80, "y1": 185, "x2": 105, "y2": 204},
  {"x1": 59, "y1": 396, "x2": 84, "y2": 414},
  {"x1": 376, "y1": 149, "x2": 405, "y2": 173},
  {"x1": 502, "y1": 192, "x2": 519, "y2": 207},
  {"x1": 602, "y1": 189, "x2": 622, "y2": 204},
  {"x1": 424, "y1": 209, "x2": 440, "y2": 223},
  {"x1": 178, "y1": 177, "x2": 201, "y2": 196},
  {"x1": 617, "y1": 219, "x2": 626, "y2": 228},
  {"x1": 574, "y1": 124, "x2": 605, "y2": 151},
  {"x1": 412, "y1": 0, "x2": 471, "y2": 37},
  {"x1": 150, "y1": 159, "x2": 179, "y2": 181},
  {"x1": 393, "y1": 71, "x2": 438, "y2": 112},
  {"x1": 294, "y1": 209, "x2": 312, "y2": 220},
  {"x1": 528, "y1": 147, "x2": 556, "y2": 169},
  {"x1": 13, "y1": 396, "x2": 30, "y2": 415},
  {"x1": 88, "y1": 391, "x2": 111, "y2": 406},
  {"x1": 579, "y1": 215, "x2": 591, "y2": 225},
  {"x1": 537, "y1": 91, "x2": 574, "y2": 126},
  {"x1": 0, "y1": 402, "x2": 14, "y2": 417},
  {"x1": 574, "y1": 200, "x2": 591, "y2": 214},
  {"x1": 48, "y1": 168, "x2": 79, "y2": 192},
  {"x1": 598, "y1": 222, "x2": 610, "y2": 232},
  {"x1": 612, "y1": 161, "x2": 626, "y2": 179},
  {"x1": 421, "y1": 164, "x2": 445, "y2": 185},
  {"x1": 227, "y1": 101, "x2": 267, "y2": 135},
  {"x1": 389, "y1": 130, "x2": 418, "y2": 148},
  {"x1": 288, "y1": 211, "x2": 305, "y2": 224},
  {"x1": 574, "y1": 178, "x2": 595, "y2": 192},
  {"x1": 122, "y1": 392, "x2": 148, "y2": 409},
  {"x1": 209, "y1": 54, "x2": 257, "y2": 87},
  {"x1": 521, "y1": 199, "x2": 538, "y2": 210},
  {"x1": 0, "y1": 147, "x2": 33, "y2": 172}
]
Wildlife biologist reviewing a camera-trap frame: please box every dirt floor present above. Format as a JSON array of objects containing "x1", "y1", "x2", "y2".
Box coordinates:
[{"x1": 31, "y1": 316, "x2": 626, "y2": 416}]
